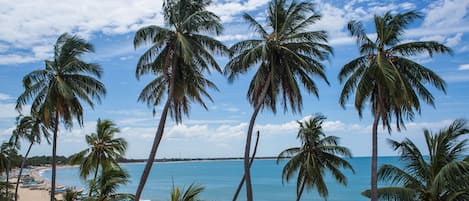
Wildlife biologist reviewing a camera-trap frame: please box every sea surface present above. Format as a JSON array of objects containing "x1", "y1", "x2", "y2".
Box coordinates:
[{"x1": 42, "y1": 156, "x2": 403, "y2": 201}]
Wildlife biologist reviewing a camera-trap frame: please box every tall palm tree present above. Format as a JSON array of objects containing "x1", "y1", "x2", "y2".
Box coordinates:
[
  {"x1": 362, "y1": 119, "x2": 469, "y2": 200},
  {"x1": 225, "y1": 0, "x2": 332, "y2": 199},
  {"x1": 70, "y1": 119, "x2": 127, "y2": 196},
  {"x1": 84, "y1": 166, "x2": 134, "y2": 201},
  {"x1": 338, "y1": 11, "x2": 452, "y2": 200},
  {"x1": 277, "y1": 115, "x2": 354, "y2": 201},
  {"x1": 10, "y1": 113, "x2": 51, "y2": 201},
  {"x1": 170, "y1": 183, "x2": 206, "y2": 201},
  {"x1": 16, "y1": 33, "x2": 106, "y2": 201},
  {"x1": 133, "y1": 0, "x2": 227, "y2": 199}
]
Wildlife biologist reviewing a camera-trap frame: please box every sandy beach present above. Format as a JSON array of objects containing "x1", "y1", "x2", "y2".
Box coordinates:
[{"x1": 16, "y1": 166, "x2": 64, "y2": 201}]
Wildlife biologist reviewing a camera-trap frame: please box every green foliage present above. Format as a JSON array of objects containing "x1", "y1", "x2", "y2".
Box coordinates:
[
  {"x1": 225, "y1": 0, "x2": 331, "y2": 113},
  {"x1": 70, "y1": 119, "x2": 127, "y2": 180},
  {"x1": 85, "y1": 166, "x2": 134, "y2": 201},
  {"x1": 24, "y1": 155, "x2": 70, "y2": 166},
  {"x1": 339, "y1": 10, "x2": 451, "y2": 131},
  {"x1": 170, "y1": 183, "x2": 206, "y2": 201},
  {"x1": 134, "y1": 0, "x2": 227, "y2": 123},
  {"x1": 363, "y1": 119, "x2": 469, "y2": 201},
  {"x1": 277, "y1": 114, "x2": 354, "y2": 200}
]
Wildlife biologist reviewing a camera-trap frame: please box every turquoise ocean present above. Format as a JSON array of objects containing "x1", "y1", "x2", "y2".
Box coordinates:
[{"x1": 42, "y1": 157, "x2": 403, "y2": 201}]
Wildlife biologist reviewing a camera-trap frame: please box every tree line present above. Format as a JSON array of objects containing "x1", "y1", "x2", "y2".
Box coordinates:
[{"x1": 1, "y1": 0, "x2": 468, "y2": 201}]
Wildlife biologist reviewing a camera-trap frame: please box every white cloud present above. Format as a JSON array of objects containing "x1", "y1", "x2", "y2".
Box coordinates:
[
  {"x1": 446, "y1": 33, "x2": 464, "y2": 47},
  {"x1": 423, "y1": 0, "x2": 469, "y2": 28},
  {"x1": 0, "y1": 0, "x2": 164, "y2": 65},
  {"x1": 0, "y1": 93, "x2": 12, "y2": 101},
  {"x1": 207, "y1": 0, "x2": 269, "y2": 23},
  {"x1": 0, "y1": 103, "x2": 18, "y2": 119},
  {"x1": 459, "y1": 64, "x2": 469, "y2": 70}
]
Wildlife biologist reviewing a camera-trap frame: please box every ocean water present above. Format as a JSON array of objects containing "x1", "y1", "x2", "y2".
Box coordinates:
[{"x1": 42, "y1": 157, "x2": 402, "y2": 201}]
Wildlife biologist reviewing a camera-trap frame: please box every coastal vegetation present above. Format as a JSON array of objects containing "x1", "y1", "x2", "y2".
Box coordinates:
[
  {"x1": 225, "y1": 0, "x2": 332, "y2": 199},
  {"x1": 15, "y1": 32, "x2": 106, "y2": 200},
  {"x1": 363, "y1": 119, "x2": 469, "y2": 200},
  {"x1": 338, "y1": 11, "x2": 452, "y2": 201},
  {"x1": 0, "y1": 0, "x2": 466, "y2": 201},
  {"x1": 70, "y1": 119, "x2": 127, "y2": 197},
  {"x1": 132, "y1": 0, "x2": 227, "y2": 199},
  {"x1": 277, "y1": 115, "x2": 354, "y2": 201}
]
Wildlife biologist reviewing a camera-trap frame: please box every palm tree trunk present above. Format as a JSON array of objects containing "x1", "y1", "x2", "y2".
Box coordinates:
[
  {"x1": 232, "y1": 131, "x2": 260, "y2": 201},
  {"x1": 50, "y1": 112, "x2": 59, "y2": 201},
  {"x1": 89, "y1": 157, "x2": 100, "y2": 197},
  {"x1": 296, "y1": 180, "x2": 306, "y2": 201},
  {"x1": 134, "y1": 78, "x2": 175, "y2": 201},
  {"x1": 6, "y1": 161, "x2": 9, "y2": 200},
  {"x1": 243, "y1": 74, "x2": 272, "y2": 201},
  {"x1": 370, "y1": 112, "x2": 380, "y2": 201},
  {"x1": 14, "y1": 142, "x2": 33, "y2": 201}
]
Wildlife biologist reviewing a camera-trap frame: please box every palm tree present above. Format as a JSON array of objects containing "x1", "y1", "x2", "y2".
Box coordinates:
[
  {"x1": 10, "y1": 113, "x2": 51, "y2": 201},
  {"x1": 70, "y1": 119, "x2": 127, "y2": 196},
  {"x1": 224, "y1": 0, "x2": 332, "y2": 199},
  {"x1": 362, "y1": 119, "x2": 469, "y2": 200},
  {"x1": 84, "y1": 166, "x2": 134, "y2": 201},
  {"x1": 15, "y1": 33, "x2": 106, "y2": 201},
  {"x1": 277, "y1": 115, "x2": 354, "y2": 201},
  {"x1": 338, "y1": 11, "x2": 452, "y2": 200},
  {"x1": 0, "y1": 142, "x2": 19, "y2": 200},
  {"x1": 170, "y1": 183, "x2": 206, "y2": 201},
  {"x1": 133, "y1": 0, "x2": 227, "y2": 199}
]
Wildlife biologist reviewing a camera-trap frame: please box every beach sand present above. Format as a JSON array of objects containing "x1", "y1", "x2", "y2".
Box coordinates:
[{"x1": 17, "y1": 166, "x2": 64, "y2": 201}]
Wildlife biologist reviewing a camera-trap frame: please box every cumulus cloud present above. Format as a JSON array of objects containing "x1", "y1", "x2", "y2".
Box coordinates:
[
  {"x1": 423, "y1": 0, "x2": 469, "y2": 28},
  {"x1": 0, "y1": 0, "x2": 163, "y2": 65}
]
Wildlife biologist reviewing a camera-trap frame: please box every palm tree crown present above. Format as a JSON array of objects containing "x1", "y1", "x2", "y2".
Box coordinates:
[
  {"x1": 134, "y1": 0, "x2": 227, "y2": 123},
  {"x1": 339, "y1": 11, "x2": 451, "y2": 130},
  {"x1": 277, "y1": 115, "x2": 354, "y2": 200},
  {"x1": 16, "y1": 33, "x2": 106, "y2": 128},
  {"x1": 71, "y1": 119, "x2": 127, "y2": 180},
  {"x1": 366, "y1": 119, "x2": 469, "y2": 201},
  {"x1": 225, "y1": 0, "x2": 331, "y2": 113}
]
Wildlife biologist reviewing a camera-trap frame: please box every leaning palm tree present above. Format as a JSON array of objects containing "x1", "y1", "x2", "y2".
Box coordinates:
[
  {"x1": 338, "y1": 11, "x2": 452, "y2": 200},
  {"x1": 277, "y1": 115, "x2": 354, "y2": 201},
  {"x1": 70, "y1": 119, "x2": 127, "y2": 196},
  {"x1": 362, "y1": 119, "x2": 469, "y2": 200},
  {"x1": 16, "y1": 33, "x2": 106, "y2": 201},
  {"x1": 225, "y1": 0, "x2": 332, "y2": 199},
  {"x1": 10, "y1": 113, "x2": 51, "y2": 201},
  {"x1": 84, "y1": 166, "x2": 134, "y2": 201},
  {"x1": 133, "y1": 0, "x2": 227, "y2": 199},
  {"x1": 170, "y1": 183, "x2": 206, "y2": 201}
]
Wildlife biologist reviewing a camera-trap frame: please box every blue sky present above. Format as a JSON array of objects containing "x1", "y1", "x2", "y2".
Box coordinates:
[{"x1": 0, "y1": 0, "x2": 468, "y2": 159}]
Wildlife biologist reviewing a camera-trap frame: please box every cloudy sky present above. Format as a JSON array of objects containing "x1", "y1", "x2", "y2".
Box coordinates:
[{"x1": 0, "y1": 0, "x2": 468, "y2": 159}]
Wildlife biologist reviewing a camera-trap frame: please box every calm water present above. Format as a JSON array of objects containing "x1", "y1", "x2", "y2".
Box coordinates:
[{"x1": 42, "y1": 157, "x2": 402, "y2": 201}]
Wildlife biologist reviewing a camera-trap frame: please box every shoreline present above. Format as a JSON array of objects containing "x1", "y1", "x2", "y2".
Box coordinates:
[{"x1": 17, "y1": 165, "x2": 76, "y2": 201}]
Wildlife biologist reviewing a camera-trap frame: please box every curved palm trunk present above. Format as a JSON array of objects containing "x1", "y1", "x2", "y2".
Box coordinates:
[
  {"x1": 370, "y1": 112, "x2": 380, "y2": 201},
  {"x1": 50, "y1": 112, "x2": 59, "y2": 201},
  {"x1": 243, "y1": 75, "x2": 272, "y2": 201},
  {"x1": 296, "y1": 180, "x2": 306, "y2": 201},
  {"x1": 134, "y1": 79, "x2": 175, "y2": 201},
  {"x1": 14, "y1": 142, "x2": 33, "y2": 201},
  {"x1": 232, "y1": 131, "x2": 260, "y2": 201}
]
